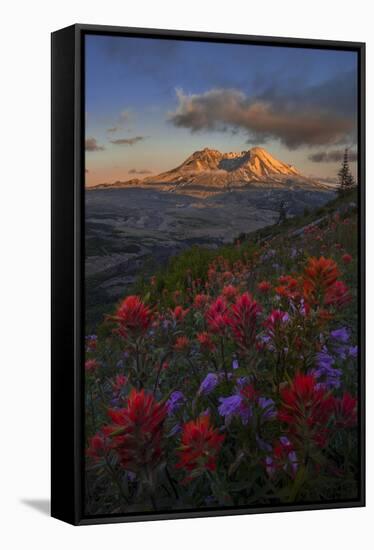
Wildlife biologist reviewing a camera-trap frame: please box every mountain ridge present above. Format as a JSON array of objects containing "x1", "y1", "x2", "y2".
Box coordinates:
[{"x1": 87, "y1": 147, "x2": 328, "y2": 194}]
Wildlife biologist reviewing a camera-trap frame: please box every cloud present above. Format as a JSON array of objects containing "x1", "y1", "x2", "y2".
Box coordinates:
[
  {"x1": 128, "y1": 168, "x2": 152, "y2": 175},
  {"x1": 106, "y1": 127, "x2": 118, "y2": 133},
  {"x1": 309, "y1": 149, "x2": 358, "y2": 163},
  {"x1": 85, "y1": 137, "x2": 105, "y2": 152},
  {"x1": 110, "y1": 136, "x2": 145, "y2": 146},
  {"x1": 168, "y1": 78, "x2": 356, "y2": 150}
]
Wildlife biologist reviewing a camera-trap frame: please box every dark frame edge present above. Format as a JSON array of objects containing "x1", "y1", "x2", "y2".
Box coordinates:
[
  {"x1": 358, "y1": 41, "x2": 366, "y2": 508},
  {"x1": 51, "y1": 23, "x2": 81, "y2": 526},
  {"x1": 74, "y1": 22, "x2": 365, "y2": 50},
  {"x1": 77, "y1": 499, "x2": 364, "y2": 526}
]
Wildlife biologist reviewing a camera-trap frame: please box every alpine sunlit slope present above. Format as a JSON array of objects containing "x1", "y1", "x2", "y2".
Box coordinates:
[
  {"x1": 88, "y1": 147, "x2": 328, "y2": 194},
  {"x1": 142, "y1": 147, "x2": 322, "y2": 191}
]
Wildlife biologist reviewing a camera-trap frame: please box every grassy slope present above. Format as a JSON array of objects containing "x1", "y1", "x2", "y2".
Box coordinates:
[{"x1": 131, "y1": 189, "x2": 358, "y2": 312}]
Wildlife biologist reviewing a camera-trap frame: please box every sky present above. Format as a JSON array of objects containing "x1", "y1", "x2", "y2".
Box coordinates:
[{"x1": 85, "y1": 34, "x2": 358, "y2": 187}]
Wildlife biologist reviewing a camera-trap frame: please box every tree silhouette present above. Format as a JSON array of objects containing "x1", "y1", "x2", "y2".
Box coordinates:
[
  {"x1": 277, "y1": 200, "x2": 287, "y2": 224},
  {"x1": 338, "y1": 148, "x2": 355, "y2": 194}
]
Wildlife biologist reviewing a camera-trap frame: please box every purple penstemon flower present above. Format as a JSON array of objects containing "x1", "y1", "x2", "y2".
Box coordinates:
[
  {"x1": 232, "y1": 358, "x2": 239, "y2": 370},
  {"x1": 162, "y1": 319, "x2": 170, "y2": 331},
  {"x1": 218, "y1": 393, "x2": 252, "y2": 425},
  {"x1": 311, "y1": 365, "x2": 341, "y2": 391},
  {"x1": 236, "y1": 376, "x2": 249, "y2": 387},
  {"x1": 316, "y1": 348, "x2": 335, "y2": 369},
  {"x1": 299, "y1": 298, "x2": 308, "y2": 316},
  {"x1": 265, "y1": 456, "x2": 276, "y2": 477},
  {"x1": 279, "y1": 436, "x2": 298, "y2": 476},
  {"x1": 330, "y1": 327, "x2": 350, "y2": 343},
  {"x1": 259, "y1": 333, "x2": 274, "y2": 351},
  {"x1": 349, "y1": 345, "x2": 358, "y2": 358},
  {"x1": 166, "y1": 391, "x2": 185, "y2": 415},
  {"x1": 218, "y1": 394, "x2": 243, "y2": 417},
  {"x1": 198, "y1": 373, "x2": 218, "y2": 395},
  {"x1": 258, "y1": 397, "x2": 276, "y2": 420},
  {"x1": 126, "y1": 471, "x2": 137, "y2": 482},
  {"x1": 335, "y1": 346, "x2": 348, "y2": 360},
  {"x1": 265, "y1": 437, "x2": 298, "y2": 479},
  {"x1": 313, "y1": 367, "x2": 342, "y2": 390},
  {"x1": 313, "y1": 347, "x2": 342, "y2": 389}
]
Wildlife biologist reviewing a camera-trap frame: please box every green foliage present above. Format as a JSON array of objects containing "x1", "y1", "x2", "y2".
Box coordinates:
[{"x1": 134, "y1": 240, "x2": 258, "y2": 306}]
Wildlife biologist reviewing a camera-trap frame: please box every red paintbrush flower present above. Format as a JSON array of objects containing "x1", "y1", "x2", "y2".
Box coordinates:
[
  {"x1": 85, "y1": 359, "x2": 100, "y2": 372},
  {"x1": 104, "y1": 389, "x2": 167, "y2": 472},
  {"x1": 205, "y1": 296, "x2": 230, "y2": 335},
  {"x1": 303, "y1": 257, "x2": 340, "y2": 305},
  {"x1": 114, "y1": 295, "x2": 152, "y2": 337},
  {"x1": 279, "y1": 373, "x2": 335, "y2": 448},
  {"x1": 171, "y1": 305, "x2": 189, "y2": 322},
  {"x1": 112, "y1": 374, "x2": 127, "y2": 395},
  {"x1": 264, "y1": 309, "x2": 289, "y2": 335},
  {"x1": 197, "y1": 331, "x2": 216, "y2": 352},
  {"x1": 193, "y1": 293, "x2": 209, "y2": 310},
  {"x1": 239, "y1": 383, "x2": 257, "y2": 400},
  {"x1": 334, "y1": 392, "x2": 357, "y2": 428},
  {"x1": 257, "y1": 280, "x2": 272, "y2": 294},
  {"x1": 86, "y1": 431, "x2": 112, "y2": 462},
  {"x1": 228, "y1": 292, "x2": 262, "y2": 349},
  {"x1": 174, "y1": 335, "x2": 190, "y2": 352},
  {"x1": 176, "y1": 415, "x2": 225, "y2": 482},
  {"x1": 275, "y1": 275, "x2": 300, "y2": 300},
  {"x1": 342, "y1": 253, "x2": 353, "y2": 264},
  {"x1": 222, "y1": 285, "x2": 238, "y2": 301},
  {"x1": 324, "y1": 280, "x2": 351, "y2": 308}
]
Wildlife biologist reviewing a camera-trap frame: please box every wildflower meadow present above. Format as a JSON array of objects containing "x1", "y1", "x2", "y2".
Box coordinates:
[{"x1": 85, "y1": 193, "x2": 359, "y2": 515}]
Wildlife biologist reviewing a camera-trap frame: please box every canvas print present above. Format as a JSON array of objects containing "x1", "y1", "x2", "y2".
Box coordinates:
[{"x1": 84, "y1": 34, "x2": 360, "y2": 517}]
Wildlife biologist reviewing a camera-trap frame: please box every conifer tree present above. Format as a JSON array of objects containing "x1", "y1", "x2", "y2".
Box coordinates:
[{"x1": 338, "y1": 148, "x2": 355, "y2": 194}]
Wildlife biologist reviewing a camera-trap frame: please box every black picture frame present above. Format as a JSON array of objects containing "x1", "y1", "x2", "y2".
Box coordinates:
[{"x1": 51, "y1": 23, "x2": 366, "y2": 526}]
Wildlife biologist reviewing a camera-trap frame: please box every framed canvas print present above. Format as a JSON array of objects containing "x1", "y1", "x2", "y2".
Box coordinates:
[{"x1": 51, "y1": 24, "x2": 365, "y2": 525}]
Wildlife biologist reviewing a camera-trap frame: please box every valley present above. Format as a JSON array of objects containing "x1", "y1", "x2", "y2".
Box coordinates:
[{"x1": 85, "y1": 184, "x2": 334, "y2": 329}]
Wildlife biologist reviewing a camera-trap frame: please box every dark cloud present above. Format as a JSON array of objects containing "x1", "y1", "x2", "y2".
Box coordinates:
[
  {"x1": 169, "y1": 73, "x2": 357, "y2": 150},
  {"x1": 128, "y1": 168, "x2": 152, "y2": 174},
  {"x1": 309, "y1": 149, "x2": 358, "y2": 163},
  {"x1": 106, "y1": 127, "x2": 118, "y2": 133},
  {"x1": 110, "y1": 136, "x2": 145, "y2": 146},
  {"x1": 85, "y1": 137, "x2": 105, "y2": 152},
  {"x1": 258, "y1": 71, "x2": 357, "y2": 119}
]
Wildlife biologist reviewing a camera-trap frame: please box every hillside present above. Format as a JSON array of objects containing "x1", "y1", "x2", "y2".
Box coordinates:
[
  {"x1": 86, "y1": 188, "x2": 359, "y2": 513},
  {"x1": 132, "y1": 189, "x2": 357, "y2": 305}
]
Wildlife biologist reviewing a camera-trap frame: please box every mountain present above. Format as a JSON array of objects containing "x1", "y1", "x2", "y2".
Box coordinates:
[
  {"x1": 88, "y1": 147, "x2": 327, "y2": 193},
  {"x1": 146, "y1": 147, "x2": 300, "y2": 185}
]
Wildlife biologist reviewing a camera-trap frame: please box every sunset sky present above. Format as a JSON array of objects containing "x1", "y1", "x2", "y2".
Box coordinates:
[{"x1": 85, "y1": 34, "x2": 358, "y2": 187}]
